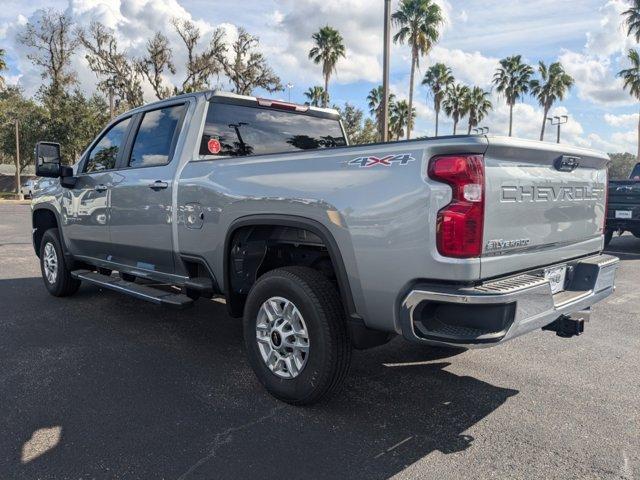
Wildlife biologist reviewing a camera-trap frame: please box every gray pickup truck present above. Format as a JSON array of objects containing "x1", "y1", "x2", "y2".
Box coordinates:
[{"x1": 32, "y1": 91, "x2": 619, "y2": 404}]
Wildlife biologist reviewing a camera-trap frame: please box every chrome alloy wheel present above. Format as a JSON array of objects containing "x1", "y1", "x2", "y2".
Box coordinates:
[
  {"x1": 256, "y1": 296, "x2": 310, "y2": 379},
  {"x1": 43, "y1": 242, "x2": 58, "y2": 284}
]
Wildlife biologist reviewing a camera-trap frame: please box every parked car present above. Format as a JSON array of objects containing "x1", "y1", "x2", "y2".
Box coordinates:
[
  {"x1": 30, "y1": 91, "x2": 619, "y2": 405},
  {"x1": 605, "y1": 162, "x2": 640, "y2": 246},
  {"x1": 20, "y1": 178, "x2": 37, "y2": 198}
]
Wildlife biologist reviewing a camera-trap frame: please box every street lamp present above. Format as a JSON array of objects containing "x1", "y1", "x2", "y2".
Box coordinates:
[
  {"x1": 286, "y1": 82, "x2": 294, "y2": 103},
  {"x1": 547, "y1": 115, "x2": 568, "y2": 144},
  {"x1": 382, "y1": 0, "x2": 391, "y2": 142},
  {"x1": 472, "y1": 127, "x2": 489, "y2": 135}
]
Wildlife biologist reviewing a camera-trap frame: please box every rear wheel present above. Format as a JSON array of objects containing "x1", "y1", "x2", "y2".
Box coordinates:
[
  {"x1": 604, "y1": 229, "x2": 614, "y2": 247},
  {"x1": 39, "y1": 228, "x2": 81, "y2": 297},
  {"x1": 243, "y1": 266, "x2": 351, "y2": 405}
]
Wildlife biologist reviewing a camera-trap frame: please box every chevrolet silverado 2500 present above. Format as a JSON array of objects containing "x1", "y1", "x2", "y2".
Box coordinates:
[{"x1": 32, "y1": 91, "x2": 619, "y2": 404}]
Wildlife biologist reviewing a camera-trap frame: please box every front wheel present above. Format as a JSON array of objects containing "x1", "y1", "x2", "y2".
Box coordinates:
[
  {"x1": 243, "y1": 266, "x2": 351, "y2": 405},
  {"x1": 39, "y1": 228, "x2": 81, "y2": 297}
]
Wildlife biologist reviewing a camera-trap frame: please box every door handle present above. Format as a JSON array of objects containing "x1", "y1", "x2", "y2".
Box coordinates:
[
  {"x1": 149, "y1": 180, "x2": 169, "y2": 191},
  {"x1": 94, "y1": 184, "x2": 108, "y2": 192}
]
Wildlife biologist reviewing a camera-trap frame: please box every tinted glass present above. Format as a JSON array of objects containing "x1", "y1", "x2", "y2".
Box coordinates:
[
  {"x1": 630, "y1": 163, "x2": 640, "y2": 180},
  {"x1": 199, "y1": 103, "x2": 347, "y2": 157},
  {"x1": 129, "y1": 104, "x2": 186, "y2": 168},
  {"x1": 84, "y1": 117, "x2": 131, "y2": 173}
]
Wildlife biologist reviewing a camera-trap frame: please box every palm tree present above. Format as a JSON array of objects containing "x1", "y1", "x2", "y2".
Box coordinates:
[
  {"x1": 493, "y1": 55, "x2": 534, "y2": 136},
  {"x1": 389, "y1": 100, "x2": 416, "y2": 141},
  {"x1": 0, "y1": 48, "x2": 7, "y2": 90},
  {"x1": 618, "y1": 49, "x2": 640, "y2": 161},
  {"x1": 464, "y1": 87, "x2": 492, "y2": 134},
  {"x1": 304, "y1": 86, "x2": 327, "y2": 107},
  {"x1": 367, "y1": 85, "x2": 396, "y2": 141},
  {"x1": 442, "y1": 83, "x2": 470, "y2": 135},
  {"x1": 623, "y1": 0, "x2": 640, "y2": 42},
  {"x1": 530, "y1": 61, "x2": 574, "y2": 141},
  {"x1": 308, "y1": 26, "x2": 346, "y2": 108},
  {"x1": 422, "y1": 63, "x2": 454, "y2": 136},
  {"x1": 392, "y1": 0, "x2": 443, "y2": 140}
]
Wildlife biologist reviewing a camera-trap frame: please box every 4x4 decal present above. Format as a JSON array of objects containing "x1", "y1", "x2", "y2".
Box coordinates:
[{"x1": 348, "y1": 153, "x2": 416, "y2": 168}]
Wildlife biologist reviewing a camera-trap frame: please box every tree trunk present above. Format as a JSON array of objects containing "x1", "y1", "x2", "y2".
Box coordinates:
[
  {"x1": 407, "y1": 51, "x2": 416, "y2": 140},
  {"x1": 323, "y1": 74, "x2": 329, "y2": 108},
  {"x1": 14, "y1": 120, "x2": 22, "y2": 201},
  {"x1": 508, "y1": 103, "x2": 514, "y2": 137},
  {"x1": 435, "y1": 100, "x2": 439, "y2": 137},
  {"x1": 468, "y1": 122, "x2": 472, "y2": 135},
  {"x1": 453, "y1": 119, "x2": 457, "y2": 135},
  {"x1": 540, "y1": 106, "x2": 549, "y2": 141}
]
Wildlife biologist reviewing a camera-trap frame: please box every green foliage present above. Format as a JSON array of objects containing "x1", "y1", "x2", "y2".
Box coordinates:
[
  {"x1": 308, "y1": 26, "x2": 346, "y2": 107},
  {"x1": 442, "y1": 83, "x2": 470, "y2": 135},
  {"x1": 493, "y1": 55, "x2": 534, "y2": 136},
  {"x1": 389, "y1": 100, "x2": 416, "y2": 141},
  {"x1": 608, "y1": 152, "x2": 638, "y2": 180},
  {"x1": 77, "y1": 22, "x2": 144, "y2": 110},
  {"x1": 304, "y1": 86, "x2": 327, "y2": 107},
  {"x1": 333, "y1": 103, "x2": 376, "y2": 145},
  {"x1": 623, "y1": 0, "x2": 640, "y2": 43},
  {"x1": 0, "y1": 87, "x2": 47, "y2": 171},
  {"x1": 530, "y1": 61, "x2": 574, "y2": 140},
  {"x1": 137, "y1": 32, "x2": 175, "y2": 100},
  {"x1": 367, "y1": 85, "x2": 395, "y2": 141},
  {"x1": 422, "y1": 63, "x2": 454, "y2": 136},
  {"x1": 392, "y1": 0, "x2": 443, "y2": 139},
  {"x1": 222, "y1": 28, "x2": 282, "y2": 96},
  {"x1": 464, "y1": 87, "x2": 492, "y2": 134}
]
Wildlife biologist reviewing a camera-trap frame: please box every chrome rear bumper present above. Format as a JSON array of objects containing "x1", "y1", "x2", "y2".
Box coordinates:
[{"x1": 399, "y1": 254, "x2": 619, "y2": 348}]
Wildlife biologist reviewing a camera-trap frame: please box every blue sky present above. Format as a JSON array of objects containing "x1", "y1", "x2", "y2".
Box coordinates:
[{"x1": 1, "y1": 0, "x2": 638, "y2": 153}]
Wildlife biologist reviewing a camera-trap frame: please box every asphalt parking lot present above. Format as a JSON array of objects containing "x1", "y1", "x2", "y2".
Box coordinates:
[{"x1": 0, "y1": 203, "x2": 638, "y2": 480}]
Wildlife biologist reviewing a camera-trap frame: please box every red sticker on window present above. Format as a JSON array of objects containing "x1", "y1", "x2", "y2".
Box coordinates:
[{"x1": 207, "y1": 138, "x2": 221, "y2": 154}]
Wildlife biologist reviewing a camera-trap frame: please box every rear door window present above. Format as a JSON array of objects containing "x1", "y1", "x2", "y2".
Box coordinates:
[
  {"x1": 128, "y1": 104, "x2": 186, "y2": 168},
  {"x1": 199, "y1": 103, "x2": 346, "y2": 157},
  {"x1": 84, "y1": 117, "x2": 131, "y2": 173},
  {"x1": 630, "y1": 163, "x2": 640, "y2": 180}
]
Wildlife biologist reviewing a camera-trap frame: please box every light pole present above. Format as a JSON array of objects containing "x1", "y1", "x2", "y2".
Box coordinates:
[
  {"x1": 547, "y1": 115, "x2": 568, "y2": 144},
  {"x1": 286, "y1": 82, "x2": 294, "y2": 103},
  {"x1": 472, "y1": 127, "x2": 489, "y2": 135},
  {"x1": 14, "y1": 119, "x2": 22, "y2": 201},
  {"x1": 382, "y1": 0, "x2": 391, "y2": 142}
]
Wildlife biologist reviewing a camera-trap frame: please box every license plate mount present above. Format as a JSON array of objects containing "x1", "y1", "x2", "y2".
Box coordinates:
[{"x1": 544, "y1": 265, "x2": 567, "y2": 295}]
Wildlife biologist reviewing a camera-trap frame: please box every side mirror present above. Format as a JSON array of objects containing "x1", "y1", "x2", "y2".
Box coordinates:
[{"x1": 35, "y1": 141, "x2": 61, "y2": 178}]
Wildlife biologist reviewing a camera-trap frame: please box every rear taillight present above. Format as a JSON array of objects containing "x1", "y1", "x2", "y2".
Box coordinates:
[{"x1": 428, "y1": 154, "x2": 485, "y2": 258}]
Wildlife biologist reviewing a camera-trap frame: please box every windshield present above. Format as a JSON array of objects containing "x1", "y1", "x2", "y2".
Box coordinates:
[
  {"x1": 630, "y1": 163, "x2": 640, "y2": 180},
  {"x1": 200, "y1": 103, "x2": 347, "y2": 157}
]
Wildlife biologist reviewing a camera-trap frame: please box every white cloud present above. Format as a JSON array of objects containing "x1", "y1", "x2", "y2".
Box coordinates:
[
  {"x1": 559, "y1": 50, "x2": 628, "y2": 106},
  {"x1": 604, "y1": 112, "x2": 639, "y2": 128}
]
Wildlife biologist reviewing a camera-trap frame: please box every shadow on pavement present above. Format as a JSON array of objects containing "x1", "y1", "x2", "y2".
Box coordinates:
[{"x1": 1, "y1": 277, "x2": 518, "y2": 479}]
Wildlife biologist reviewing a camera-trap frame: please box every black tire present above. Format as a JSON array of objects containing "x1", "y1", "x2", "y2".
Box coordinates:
[
  {"x1": 39, "y1": 228, "x2": 81, "y2": 297},
  {"x1": 604, "y1": 229, "x2": 614, "y2": 247},
  {"x1": 119, "y1": 272, "x2": 136, "y2": 282},
  {"x1": 243, "y1": 266, "x2": 351, "y2": 405}
]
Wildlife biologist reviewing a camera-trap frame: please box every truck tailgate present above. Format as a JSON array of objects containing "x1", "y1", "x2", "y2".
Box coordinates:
[
  {"x1": 608, "y1": 180, "x2": 640, "y2": 222},
  {"x1": 480, "y1": 137, "x2": 608, "y2": 279}
]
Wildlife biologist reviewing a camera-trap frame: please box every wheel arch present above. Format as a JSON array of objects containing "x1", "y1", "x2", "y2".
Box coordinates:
[
  {"x1": 223, "y1": 214, "x2": 357, "y2": 319},
  {"x1": 32, "y1": 206, "x2": 61, "y2": 257}
]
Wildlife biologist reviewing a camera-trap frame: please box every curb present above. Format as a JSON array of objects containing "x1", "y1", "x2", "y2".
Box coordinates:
[{"x1": 0, "y1": 200, "x2": 31, "y2": 205}]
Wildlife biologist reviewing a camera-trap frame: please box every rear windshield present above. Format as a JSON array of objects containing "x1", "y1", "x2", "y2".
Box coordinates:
[
  {"x1": 630, "y1": 163, "x2": 640, "y2": 180},
  {"x1": 199, "y1": 102, "x2": 346, "y2": 157}
]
